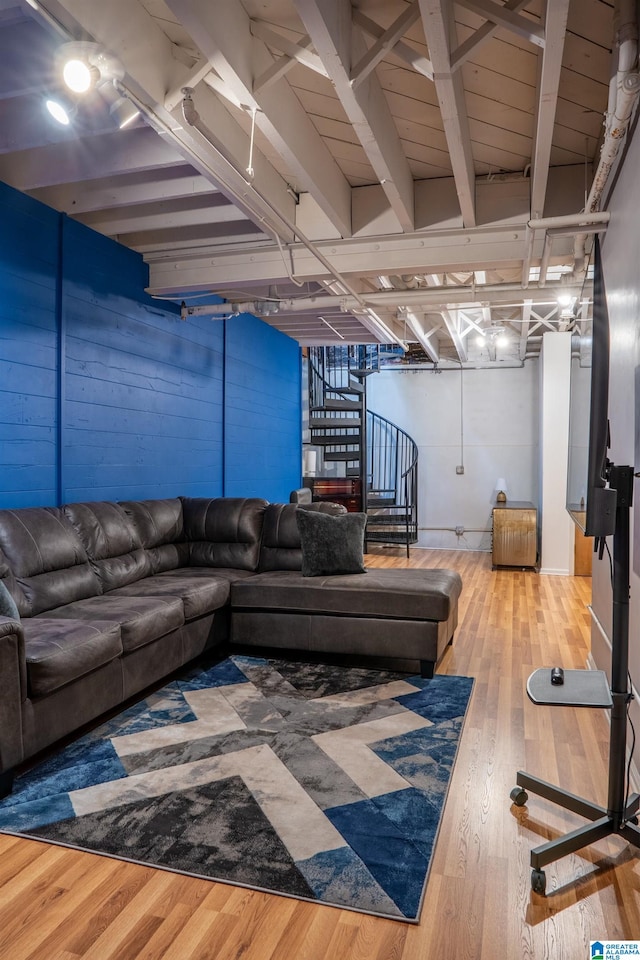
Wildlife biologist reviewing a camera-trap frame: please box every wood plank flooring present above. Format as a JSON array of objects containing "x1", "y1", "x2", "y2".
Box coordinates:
[{"x1": 1, "y1": 547, "x2": 638, "y2": 959}]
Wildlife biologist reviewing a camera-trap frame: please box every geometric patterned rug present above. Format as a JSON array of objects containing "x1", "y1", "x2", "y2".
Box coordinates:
[{"x1": 0, "y1": 655, "x2": 473, "y2": 922}]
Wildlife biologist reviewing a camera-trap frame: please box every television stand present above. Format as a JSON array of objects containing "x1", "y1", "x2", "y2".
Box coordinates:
[{"x1": 510, "y1": 464, "x2": 640, "y2": 895}]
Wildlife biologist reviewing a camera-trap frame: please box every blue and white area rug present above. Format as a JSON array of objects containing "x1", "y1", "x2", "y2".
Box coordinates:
[{"x1": 0, "y1": 656, "x2": 473, "y2": 922}]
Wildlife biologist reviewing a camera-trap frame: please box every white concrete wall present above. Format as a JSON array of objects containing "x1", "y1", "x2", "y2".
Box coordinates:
[
  {"x1": 539, "y1": 332, "x2": 574, "y2": 575},
  {"x1": 366, "y1": 363, "x2": 539, "y2": 550}
]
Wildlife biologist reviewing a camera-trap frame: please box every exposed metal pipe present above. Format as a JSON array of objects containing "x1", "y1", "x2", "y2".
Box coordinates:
[
  {"x1": 178, "y1": 280, "x2": 590, "y2": 318},
  {"x1": 572, "y1": 0, "x2": 639, "y2": 275},
  {"x1": 528, "y1": 213, "x2": 611, "y2": 230}
]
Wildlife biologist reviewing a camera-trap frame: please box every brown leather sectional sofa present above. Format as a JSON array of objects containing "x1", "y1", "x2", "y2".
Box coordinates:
[{"x1": 0, "y1": 496, "x2": 462, "y2": 797}]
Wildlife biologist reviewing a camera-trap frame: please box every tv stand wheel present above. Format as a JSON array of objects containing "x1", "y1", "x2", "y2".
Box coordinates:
[
  {"x1": 510, "y1": 786, "x2": 528, "y2": 807},
  {"x1": 531, "y1": 869, "x2": 546, "y2": 896}
]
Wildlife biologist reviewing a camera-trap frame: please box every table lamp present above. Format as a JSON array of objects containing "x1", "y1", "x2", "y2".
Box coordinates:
[{"x1": 496, "y1": 478, "x2": 508, "y2": 503}]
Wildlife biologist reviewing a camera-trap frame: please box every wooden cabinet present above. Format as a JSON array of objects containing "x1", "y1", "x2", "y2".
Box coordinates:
[
  {"x1": 571, "y1": 512, "x2": 594, "y2": 576},
  {"x1": 492, "y1": 501, "x2": 538, "y2": 569}
]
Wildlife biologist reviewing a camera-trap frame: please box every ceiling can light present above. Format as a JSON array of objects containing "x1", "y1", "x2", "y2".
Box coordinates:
[
  {"x1": 557, "y1": 292, "x2": 574, "y2": 308},
  {"x1": 63, "y1": 57, "x2": 97, "y2": 93},
  {"x1": 45, "y1": 96, "x2": 75, "y2": 125}
]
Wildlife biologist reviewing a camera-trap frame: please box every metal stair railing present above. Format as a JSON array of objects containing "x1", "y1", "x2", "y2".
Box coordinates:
[
  {"x1": 366, "y1": 409, "x2": 418, "y2": 557},
  {"x1": 307, "y1": 346, "x2": 419, "y2": 555}
]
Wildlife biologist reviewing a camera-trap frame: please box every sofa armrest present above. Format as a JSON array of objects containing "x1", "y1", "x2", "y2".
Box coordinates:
[{"x1": 0, "y1": 616, "x2": 26, "y2": 773}]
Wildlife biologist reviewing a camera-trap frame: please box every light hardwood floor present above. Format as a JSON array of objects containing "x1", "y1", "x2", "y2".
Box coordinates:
[{"x1": 1, "y1": 548, "x2": 639, "y2": 959}]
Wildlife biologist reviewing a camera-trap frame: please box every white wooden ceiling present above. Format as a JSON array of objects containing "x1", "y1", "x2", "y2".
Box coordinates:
[{"x1": 0, "y1": 0, "x2": 621, "y2": 366}]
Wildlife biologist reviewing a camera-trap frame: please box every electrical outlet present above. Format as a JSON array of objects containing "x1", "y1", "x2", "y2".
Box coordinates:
[
  {"x1": 456, "y1": 465, "x2": 464, "y2": 475},
  {"x1": 455, "y1": 525, "x2": 464, "y2": 536}
]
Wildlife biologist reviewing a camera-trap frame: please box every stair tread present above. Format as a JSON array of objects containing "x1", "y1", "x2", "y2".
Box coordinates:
[
  {"x1": 323, "y1": 451, "x2": 361, "y2": 461},
  {"x1": 311, "y1": 437, "x2": 361, "y2": 447},
  {"x1": 314, "y1": 399, "x2": 362, "y2": 411},
  {"x1": 327, "y1": 383, "x2": 365, "y2": 395},
  {"x1": 310, "y1": 416, "x2": 362, "y2": 426}
]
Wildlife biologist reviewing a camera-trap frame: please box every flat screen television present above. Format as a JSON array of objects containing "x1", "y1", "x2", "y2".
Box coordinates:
[{"x1": 566, "y1": 235, "x2": 617, "y2": 538}]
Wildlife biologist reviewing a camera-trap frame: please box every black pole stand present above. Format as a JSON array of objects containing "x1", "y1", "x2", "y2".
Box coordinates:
[{"x1": 511, "y1": 464, "x2": 640, "y2": 895}]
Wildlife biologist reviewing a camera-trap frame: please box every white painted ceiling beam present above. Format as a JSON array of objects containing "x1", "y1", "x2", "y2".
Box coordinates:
[
  {"x1": 418, "y1": 0, "x2": 476, "y2": 227},
  {"x1": 295, "y1": 0, "x2": 416, "y2": 232},
  {"x1": 455, "y1": 0, "x2": 545, "y2": 48},
  {"x1": 441, "y1": 308, "x2": 468, "y2": 361},
  {"x1": 124, "y1": 219, "x2": 267, "y2": 253},
  {"x1": 530, "y1": 0, "x2": 571, "y2": 219},
  {"x1": 27, "y1": 166, "x2": 215, "y2": 215},
  {"x1": 147, "y1": 227, "x2": 552, "y2": 293},
  {"x1": 458, "y1": 308, "x2": 486, "y2": 335},
  {"x1": 450, "y1": 0, "x2": 531, "y2": 71},
  {"x1": 404, "y1": 310, "x2": 440, "y2": 362},
  {"x1": 46, "y1": 0, "x2": 297, "y2": 240},
  {"x1": 250, "y1": 22, "x2": 327, "y2": 79},
  {"x1": 165, "y1": 0, "x2": 352, "y2": 238},
  {"x1": 77, "y1": 194, "x2": 247, "y2": 235},
  {"x1": 350, "y1": 1, "x2": 423, "y2": 88},
  {"x1": 352, "y1": 9, "x2": 434, "y2": 81},
  {"x1": 0, "y1": 127, "x2": 180, "y2": 191},
  {"x1": 519, "y1": 300, "x2": 532, "y2": 360}
]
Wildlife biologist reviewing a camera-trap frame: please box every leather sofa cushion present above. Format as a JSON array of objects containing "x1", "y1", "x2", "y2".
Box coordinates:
[
  {"x1": 0, "y1": 507, "x2": 101, "y2": 616},
  {"x1": 231, "y1": 568, "x2": 463, "y2": 622},
  {"x1": 109, "y1": 574, "x2": 230, "y2": 621},
  {"x1": 119, "y1": 499, "x2": 189, "y2": 574},
  {"x1": 23, "y1": 618, "x2": 122, "y2": 698},
  {"x1": 37, "y1": 594, "x2": 184, "y2": 653},
  {"x1": 63, "y1": 501, "x2": 150, "y2": 591},
  {"x1": 182, "y1": 498, "x2": 267, "y2": 571},
  {"x1": 258, "y1": 502, "x2": 347, "y2": 572},
  {"x1": 159, "y1": 566, "x2": 256, "y2": 583}
]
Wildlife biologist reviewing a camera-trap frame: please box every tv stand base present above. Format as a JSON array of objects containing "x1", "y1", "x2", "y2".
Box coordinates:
[{"x1": 511, "y1": 770, "x2": 640, "y2": 895}]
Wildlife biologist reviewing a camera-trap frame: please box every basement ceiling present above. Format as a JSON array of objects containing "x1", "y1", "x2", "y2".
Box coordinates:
[{"x1": 0, "y1": 0, "x2": 624, "y2": 366}]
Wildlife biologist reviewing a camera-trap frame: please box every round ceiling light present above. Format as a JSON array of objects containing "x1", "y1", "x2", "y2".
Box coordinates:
[
  {"x1": 62, "y1": 58, "x2": 95, "y2": 93},
  {"x1": 45, "y1": 97, "x2": 72, "y2": 125}
]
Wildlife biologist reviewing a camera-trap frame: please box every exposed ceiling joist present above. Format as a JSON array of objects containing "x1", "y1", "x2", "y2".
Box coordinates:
[
  {"x1": 403, "y1": 310, "x2": 440, "y2": 362},
  {"x1": 450, "y1": 0, "x2": 531, "y2": 70},
  {"x1": 530, "y1": 0, "x2": 571, "y2": 219},
  {"x1": 295, "y1": 0, "x2": 416, "y2": 232},
  {"x1": 350, "y1": 1, "x2": 423, "y2": 88},
  {"x1": 165, "y1": 0, "x2": 352, "y2": 238},
  {"x1": 441, "y1": 308, "x2": 468, "y2": 361},
  {"x1": 418, "y1": 0, "x2": 476, "y2": 227},
  {"x1": 455, "y1": 0, "x2": 545, "y2": 47},
  {"x1": 352, "y1": 8, "x2": 434, "y2": 81},
  {"x1": 250, "y1": 21, "x2": 327, "y2": 79}
]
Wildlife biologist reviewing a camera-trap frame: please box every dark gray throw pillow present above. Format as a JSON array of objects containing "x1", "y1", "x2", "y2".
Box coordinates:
[
  {"x1": 0, "y1": 580, "x2": 20, "y2": 620},
  {"x1": 296, "y1": 509, "x2": 367, "y2": 577}
]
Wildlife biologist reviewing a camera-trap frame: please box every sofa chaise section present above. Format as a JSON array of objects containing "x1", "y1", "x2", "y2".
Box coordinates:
[{"x1": 231, "y1": 503, "x2": 462, "y2": 677}]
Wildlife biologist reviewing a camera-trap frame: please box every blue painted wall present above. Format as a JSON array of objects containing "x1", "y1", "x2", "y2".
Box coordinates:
[
  {"x1": 225, "y1": 313, "x2": 302, "y2": 500},
  {"x1": 0, "y1": 181, "x2": 301, "y2": 509},
  {"x1": 0, "y1": 184, "x2": 59, "y2": 506}
]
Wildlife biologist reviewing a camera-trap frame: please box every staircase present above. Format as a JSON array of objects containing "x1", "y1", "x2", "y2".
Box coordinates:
[{"x1": 307, "y1": 346, "x2": 418, "y2": 556}]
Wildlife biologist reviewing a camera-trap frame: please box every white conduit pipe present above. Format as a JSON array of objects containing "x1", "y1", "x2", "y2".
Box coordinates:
[{"x1": 572, "y1": 0, "x2": 639, "y2": 276}]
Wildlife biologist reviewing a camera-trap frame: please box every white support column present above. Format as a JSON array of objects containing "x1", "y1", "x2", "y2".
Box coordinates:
[{"x1": 539, "y1": 330, "x2": 574, "y2": 575}]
